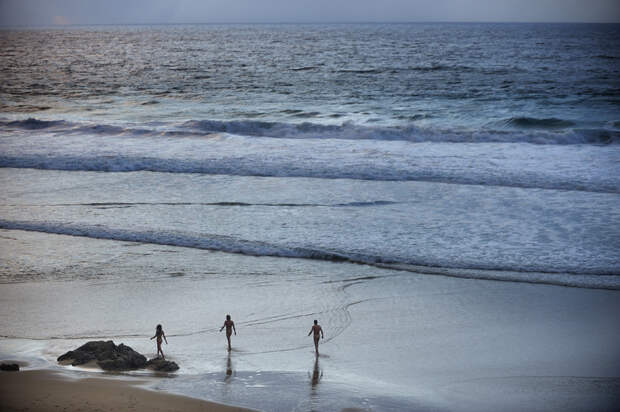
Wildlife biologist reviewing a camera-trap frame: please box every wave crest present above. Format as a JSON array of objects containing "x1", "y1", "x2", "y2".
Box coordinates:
[
  {"x1": 183, "y1": 119, "x2": 618, "y2": 145},
  {"x1": 7, "y1": 118, "x2": 66, "y2": 130},
  {"x1": 503, "y1": 117, "x2": 576, "y2": 129},
  {"x1": 2, "y1": 117, "x2": 618, "y2": 145},
  {"x1": 1, "y1": 220, "x2": 618, "y2": 289},
  {"x1": 1, "y1": 153, "x2": 618, "y2": 193}
]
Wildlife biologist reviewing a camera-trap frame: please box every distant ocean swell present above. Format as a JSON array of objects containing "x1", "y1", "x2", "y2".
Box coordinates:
[
  {"x1": 1, "y1": 219, "x2": 618, "y2": 290},
  {"x1": 2, "y1": 117, "x2": 619, "y2": 145}
]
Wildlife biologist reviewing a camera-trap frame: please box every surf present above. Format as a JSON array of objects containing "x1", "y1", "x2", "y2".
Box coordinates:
[
  {"x1": 2, "y1": 117, "x2": 619, "y2": 145},
  {"x1": 1, "y1": 220, "x2": 618, "y2": 290}
]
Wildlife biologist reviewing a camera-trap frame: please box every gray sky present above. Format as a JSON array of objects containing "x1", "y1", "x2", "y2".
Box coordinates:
[{"x1": 1, "y1": 0, "x2": 619, "y2": 26}]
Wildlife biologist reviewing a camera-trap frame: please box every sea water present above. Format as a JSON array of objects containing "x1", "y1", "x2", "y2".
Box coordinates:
[{"x1": 1, "y1": 23, "x2": 620, "y2": 411}]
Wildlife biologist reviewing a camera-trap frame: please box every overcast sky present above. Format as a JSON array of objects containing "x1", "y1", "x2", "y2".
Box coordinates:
[{"x1": 1, "y1": 0, "x2": 619, "y2": 26}]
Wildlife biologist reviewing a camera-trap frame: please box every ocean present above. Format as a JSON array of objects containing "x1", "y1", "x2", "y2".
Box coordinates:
[{"x1": 1, "y1": 23, "x2": 620, "y2": 411}]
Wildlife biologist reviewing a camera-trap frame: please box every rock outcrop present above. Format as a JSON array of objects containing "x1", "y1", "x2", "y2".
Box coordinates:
[
  {"x1": 145, "y1": 357, "x2": 180, "y2": 372},
  {"x1": 0, "y1": 363, "x2": 20, "y2": 371},
  {"x1": 57, "y1": 341, "x2": 147, "y2": 371}
]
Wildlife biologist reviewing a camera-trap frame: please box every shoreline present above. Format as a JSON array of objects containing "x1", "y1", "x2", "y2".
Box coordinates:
[
  {"x1": 0, "y1": 369, "x2": 256, "y2": 412},
  {"x1": 1, "y1": 229, "x2": 619, "y2": 411}
]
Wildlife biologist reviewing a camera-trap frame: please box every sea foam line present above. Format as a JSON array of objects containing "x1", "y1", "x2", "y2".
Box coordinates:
[{"x1": 1, "y1": 220, "x2": 618, "y2": 290}]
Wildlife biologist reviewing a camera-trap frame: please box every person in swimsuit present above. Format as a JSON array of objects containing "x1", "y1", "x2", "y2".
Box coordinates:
[
  {"x1": 150, "y1": 324, "x2": 168, "y2": 359},
  {"x1": 308, "y1": 319, "x2": 324, "y2": 356},
  {"x1": 219, "y1": 314, "x2": 237, "y2": 351}
]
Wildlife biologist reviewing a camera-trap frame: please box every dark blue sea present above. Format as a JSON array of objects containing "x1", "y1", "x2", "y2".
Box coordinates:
[{"x1": 1, "y1": 23, "x2": 620, "y2": 412}]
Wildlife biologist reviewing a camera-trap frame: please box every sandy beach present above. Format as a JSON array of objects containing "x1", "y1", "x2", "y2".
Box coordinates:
[{"x1": 0, "y1": 369, "x2": 255, "y2": 412}]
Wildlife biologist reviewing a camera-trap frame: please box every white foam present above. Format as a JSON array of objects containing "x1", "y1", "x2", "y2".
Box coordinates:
[{"x1": 1, "y1": 125, "x2": 619, "y2": 193}]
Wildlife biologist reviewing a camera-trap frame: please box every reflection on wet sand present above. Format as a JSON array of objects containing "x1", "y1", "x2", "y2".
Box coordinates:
[
  {"x1": 224, "y1": 352, "x2": 234, "y2": 383},
  {"x1": 310, "y1": 357, "x2": 322, "y2": 388}
]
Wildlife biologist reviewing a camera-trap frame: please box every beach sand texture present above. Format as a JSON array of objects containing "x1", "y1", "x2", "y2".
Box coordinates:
[{"x1": 0, "y1": 370, "x2": 255, "y2": 412}]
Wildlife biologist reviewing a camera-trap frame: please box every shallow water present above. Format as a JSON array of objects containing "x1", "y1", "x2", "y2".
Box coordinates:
[{"x1": 1, "y1": 168, "x2": 619, "y2": 288}]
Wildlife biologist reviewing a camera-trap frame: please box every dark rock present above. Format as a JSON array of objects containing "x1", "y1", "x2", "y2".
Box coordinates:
[
  {"x1": 0, "y1": 363, "x2": 19, "y2": 371},
  {"x1": 57, "y1": 349, "x2": 95, "y2": 365},
  {"x1": 146, "y1": 357, "x2": 180, "y2": 372},
  {"x1": 97, "y1": 359, "x2": 132, "y2": 370},
  {"x1": 57, "y1": 340, "x2": 146, "y2": 371}
]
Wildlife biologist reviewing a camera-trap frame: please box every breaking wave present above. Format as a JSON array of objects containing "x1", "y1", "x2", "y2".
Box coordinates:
[
  {"x1": 502, "y1": 117, "x2": 576, "y2": 129},
  {"x1": 2, "y1": 117, "x2": 619, "y2": 193},
  {"x1": 1, "y1": 153, "x2": 618, "y2": 193},
  {"x1": 183, "y1": 119, "x2": 619, "y2": 145},
  {"x1": 2, "y1": 117, "x2": 618, "y2": 145},
  {"x1": 6, "y1": 118, "x2": 67, "y2": 130},
  {"x1": 1, "y1": 219, "x2": 618, "y2": 289}
]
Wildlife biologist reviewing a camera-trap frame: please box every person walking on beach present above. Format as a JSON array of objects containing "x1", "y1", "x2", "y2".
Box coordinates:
[
  {"x1": 308, "y1": 320, "x2": 324, "y2": 356},
  {"x1": 220, "y1": 314, "x2": 236, "y2": 351},
  {"x1": 150, "y1": 324, "x2": 168, "y2": 359}
]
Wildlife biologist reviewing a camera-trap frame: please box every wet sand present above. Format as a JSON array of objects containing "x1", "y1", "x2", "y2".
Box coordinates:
[{"x1": 0, "y1": 369, "x2": 255, "y2": 412}]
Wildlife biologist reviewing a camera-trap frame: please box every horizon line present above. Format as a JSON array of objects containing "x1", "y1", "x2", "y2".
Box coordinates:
[{"x1": 1, "y1": 20, "x2": 619, "y2": 29}]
